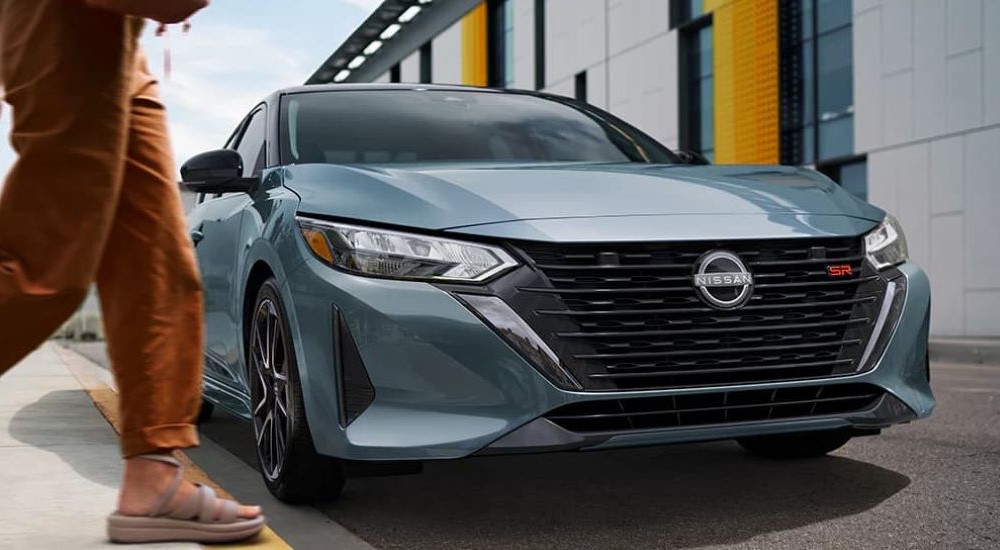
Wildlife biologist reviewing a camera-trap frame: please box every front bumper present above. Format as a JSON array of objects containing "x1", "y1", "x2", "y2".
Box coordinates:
[{"x1": 283, "y1": 258, "x2": 932, "y2": 461}]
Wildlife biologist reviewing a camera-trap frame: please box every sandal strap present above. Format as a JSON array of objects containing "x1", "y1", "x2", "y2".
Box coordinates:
[
  {"x1": 197, "y1": 485, "x2": 218, "y2": 522},
  {"x1": 135, "y1": 453, "x2": 182, "y2": 468},
  {"x1": 217, "y1": 498, "x2": 240, "y2": 523},
  {"x1": 170, "y1": 484, "x2": 207, "y2": 520},
  {"x1": 135, "y1": 453, "x2": 185, "y2": 517}
]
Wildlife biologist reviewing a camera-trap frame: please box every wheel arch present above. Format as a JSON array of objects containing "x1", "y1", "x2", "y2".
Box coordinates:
[{"x1": 243, "y1": 260, "x2": 277, "y2": 359}]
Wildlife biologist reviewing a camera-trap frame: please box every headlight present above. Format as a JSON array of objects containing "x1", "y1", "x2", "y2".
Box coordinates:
[
  {"x1": 864, "y1": 214, "x2": 908, "y2": 270},
  {"x1": 297, "y1": 217, "x2": 518, "y2": 282}
]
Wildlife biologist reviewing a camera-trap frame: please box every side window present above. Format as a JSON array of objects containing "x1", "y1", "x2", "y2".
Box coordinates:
[{"x1": 235, "y1": 108, "x2": 267, "y2": 177}]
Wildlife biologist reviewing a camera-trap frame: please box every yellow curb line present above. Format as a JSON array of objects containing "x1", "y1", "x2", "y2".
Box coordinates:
[{"x1": 53, "y1": 343, "x2": 291, "y2": 550}]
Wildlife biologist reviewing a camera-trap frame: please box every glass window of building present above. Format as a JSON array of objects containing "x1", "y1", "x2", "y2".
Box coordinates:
[
  {"x1": 489, "y1": 0, "x2": 515, "y2": 88},
  {"x1": 819, "y1": 157, "x2": 867, "y2": 201},
  {"x1": 781, "y1": 0, "x2": 863, "y2": 198},
  {"x1": 780, "y1": 0, "x2": 855, "y2": 165},
  {"x1": 671, "y1": 0, "x2": 706, "y2": 28},
  {"x1": 680, "y1": 18, "x2": 714, "y2": 161},
  {"x1": 535, "y1": 0, "x2": 545, "y2": 90}
]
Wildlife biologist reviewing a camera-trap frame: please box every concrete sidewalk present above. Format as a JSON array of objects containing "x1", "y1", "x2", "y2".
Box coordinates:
[{"x1": 0, "y1": 344, "x2": 195, "y2": 549}]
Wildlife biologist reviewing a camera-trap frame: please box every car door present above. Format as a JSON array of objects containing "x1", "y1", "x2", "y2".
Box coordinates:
[{"x1": 189, "y1": 105, "x2": 267, "y2": 389}]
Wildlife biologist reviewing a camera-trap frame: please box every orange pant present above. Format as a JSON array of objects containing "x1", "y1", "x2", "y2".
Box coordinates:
[{"x1": 0, "y1": 0, "x2": 202, "y2": 457}]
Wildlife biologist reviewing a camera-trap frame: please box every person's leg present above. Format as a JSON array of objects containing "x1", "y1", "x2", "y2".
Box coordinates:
[
  {"x1": 0, "y1": 0, "x2": 136, "y2": 373},
  {"x1": 102, "y1": 55, "x2": 259, "y2": 519},
  {"x1": 95, "y1": 58, "x2": 203, "y2": 461}
]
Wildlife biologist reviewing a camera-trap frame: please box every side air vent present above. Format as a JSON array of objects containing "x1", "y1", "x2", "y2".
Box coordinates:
[{"x1": 334, "y1": 307, "x2": 375, "y2": 426}]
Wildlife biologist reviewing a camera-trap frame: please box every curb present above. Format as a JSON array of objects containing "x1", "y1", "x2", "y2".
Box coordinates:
[
  {"x1": 929, "y1": 339, "x2": 1000, "y2": 366},
  {"x1": 53, "y1": 344, "x2": 292, "y2": 550}
]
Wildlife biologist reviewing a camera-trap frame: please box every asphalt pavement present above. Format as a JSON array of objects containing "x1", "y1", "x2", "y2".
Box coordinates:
[{"x1": 68, "y1": 342, "x2": 999, "y2": 549}]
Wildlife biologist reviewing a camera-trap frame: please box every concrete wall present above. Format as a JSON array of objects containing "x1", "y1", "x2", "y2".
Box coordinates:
[
  {"x1": 607, "y1": 1, "x2": 678, "y2": 146},
  {"x1": 538, "y1": 0, "x2": 679, "y2": 144},
  {"x1": 400, "y1": 50, "x2": 421, "y2": 82},
  {"x1": 432, "y1": 21, "x2": 464, "y2": 84},
  {"x1": 855, "y1": 0, "x2": 1000, "y2": 337},
  {"x1": 511, "y1": 0, "x2": 536, "y2": 89}
]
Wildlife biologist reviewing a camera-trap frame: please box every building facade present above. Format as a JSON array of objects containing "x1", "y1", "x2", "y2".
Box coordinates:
[{"x1": 310, "y1": 0, "x2": 1000, "y2": 338}]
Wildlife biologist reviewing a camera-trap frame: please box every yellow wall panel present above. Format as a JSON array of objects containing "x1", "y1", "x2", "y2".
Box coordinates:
[
  {"x1": 461, "y1": 3, "x2": 488, "y2": 86},
  {"x1": 708, "y1": 0, "x2": 780, "y2": 164}
]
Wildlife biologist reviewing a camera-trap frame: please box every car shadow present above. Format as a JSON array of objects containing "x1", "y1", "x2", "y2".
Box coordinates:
[
  {"x1": 7, "y1": 390, "x2": 121, "y2": 489},
  {"x1": 323, "y1": 441, "x2": 911, "y2": 550}
]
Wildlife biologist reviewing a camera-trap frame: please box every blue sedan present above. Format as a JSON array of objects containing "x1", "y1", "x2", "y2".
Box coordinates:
[{"x1": 183, "y1": 84, "x2": 933, "y2": 502}]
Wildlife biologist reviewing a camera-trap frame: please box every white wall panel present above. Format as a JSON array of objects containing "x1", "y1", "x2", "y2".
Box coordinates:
[
  {"x1": 432, "y1": 21, "x2": 463, "y2": 85},
  {"x1": 929, "y1": 213, "x2": 966, "y2": 335},
  {"x1": 401, "y1": 50, "x2": 421, "y2": 82},
  {"x1": 945, "y1": 51, "x2": 984, "y2": 133},
  {"x1": 854, "y1": 0, "x2": 881, "y2": 15},
  {"x1": 512, "y1": 0, "x2": 536, "y2": 89},
  {"x1": 913, "y1": 0, "x2": 947, "y2": 139},
  {"x1": 894, "y1": 143, "x2": 931, "y2": 269},
  {"x1": 881, "y1": 0, "x2": 913, "y2": 74},
  {"x1": 608, "y1": 33, "x2": 676, "y2": 145},
  {"x1": 853, "y1": 7, "x2": 883, "y2": 152},
  {"x1": 882, "y1": 70, "x2": 914, "y2": 146},
  {"x1": 587, "y1": 63, "x2": 608, "y2": 109},
  {"x1": 545, "y1": 0, "x2": 607, "y2": 86},
  {"x1": 929, "y1": 136, "x2": 965, "y2": 215},
  {"x1": 542, "y1": 78, "x2": 574, "y2": 99},
  {"x1": 608, "y1": 0, "x2": 670, "y2": 56},
  {"x1": 946, "y1": 0, "x2": 982, "y2": 56},
  {"x1": 984, "y1": 0, "x2": 1000, "y2": 124},
  {"x1": 963, "y1": 127, "x2": 1000, "y2": 291},
  {"x1": 866, "y1": 149, "x2": 898, "y2": 214},
  {"x1": 966, "y1": 291, "x2": 1000, "y2": 336}
]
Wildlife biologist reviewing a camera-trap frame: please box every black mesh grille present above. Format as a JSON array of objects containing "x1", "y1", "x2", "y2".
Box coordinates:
[
  {"x1": 335, "y1": 309, "x2": 375, "y2": 426},
  {"x1": 545, "y1": 383, "x2": 883, "y2": 433},
  {"x1": 512, "y1": 237, "x2": 886, "y2": 391}
]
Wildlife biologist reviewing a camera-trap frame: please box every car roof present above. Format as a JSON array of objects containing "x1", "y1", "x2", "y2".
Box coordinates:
[{"x1": 274, "y1": 83, "x2": 513, "y2": 96}]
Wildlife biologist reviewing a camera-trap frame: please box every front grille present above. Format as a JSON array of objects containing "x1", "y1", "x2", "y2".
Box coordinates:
[
  {"x1": 512, "y1": 237, "x2": 886, "y2": 391},
  {"x1": 545, "y1": 383, "x2": 883, "y2": 433}
]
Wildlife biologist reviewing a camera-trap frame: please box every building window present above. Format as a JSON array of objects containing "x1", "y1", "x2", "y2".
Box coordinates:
[
  {"x1": 574, "y1": 71, "x2": 587, "y2": 102},
  {"x1": 671, "y1": 0, "x2": 705, "y2": 29},
  {"x1": 535, "y1": 0, "x2": 545, "y2": 90},
  {"x1": 419, "y1": 42, "x2": 432, "y2": 83},
  {"x1": 390, "y1": 64, "x2": 401, "y2": 83},
  {"x1": 680, "y1": 17, "x2": 714, "y2": 161},
  {"x1": 780, "y1": 0, "x2": 854, "y2": 166},
  {"x1": 488, "y1": 0, "x2": 515, "y2": 87},
  {"x1": 819, "y1": 156, "x2": 867, "y2": 201}
]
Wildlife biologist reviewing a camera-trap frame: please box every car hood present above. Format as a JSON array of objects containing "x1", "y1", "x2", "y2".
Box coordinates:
[{"x1": 283, "y1": 162, "x2": 884, "y2": 231}]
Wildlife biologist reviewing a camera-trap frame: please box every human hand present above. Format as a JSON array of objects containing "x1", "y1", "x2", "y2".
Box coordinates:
[{"x1": 84, "y1": 0, "x2": 210, "y2": 24}]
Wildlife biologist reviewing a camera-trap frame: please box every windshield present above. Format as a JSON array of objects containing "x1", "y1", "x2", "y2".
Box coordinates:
[{"x1": 280, "y1": 90, "x2": 678, "y2": 166}]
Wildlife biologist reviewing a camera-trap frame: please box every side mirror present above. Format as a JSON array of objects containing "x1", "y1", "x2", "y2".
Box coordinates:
[
  {"x1": 675, "y1": 149, "x2": 711, "y2": 165},
  {"x1": 180, "y1": 149, "x2": 258, "y2": 194}
]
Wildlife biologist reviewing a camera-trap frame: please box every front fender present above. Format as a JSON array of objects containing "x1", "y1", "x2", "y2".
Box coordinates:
[{"x1": 232, "y1": 181, "x2": 305, "y2": 396}]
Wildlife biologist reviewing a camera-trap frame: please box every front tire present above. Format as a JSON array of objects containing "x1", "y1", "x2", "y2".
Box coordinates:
[
  {"x1": 248, "y1": 278, "x2": 344, "y2": 503},
  {"x1": 737, "y1": 429, "x2": 853, "y2": 459},
  {"x1": 196, "y1": 399, "x2": 214, "y2": 424}
]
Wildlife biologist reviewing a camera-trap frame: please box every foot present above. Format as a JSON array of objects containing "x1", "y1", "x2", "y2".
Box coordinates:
[{"x1": 117, "y1": 454, "x2": 261, "y2": 519}]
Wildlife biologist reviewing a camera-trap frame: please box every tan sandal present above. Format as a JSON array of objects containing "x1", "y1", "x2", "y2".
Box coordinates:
[{"x1": 107, "y1": 454, "x2": 265, "y2": 544}]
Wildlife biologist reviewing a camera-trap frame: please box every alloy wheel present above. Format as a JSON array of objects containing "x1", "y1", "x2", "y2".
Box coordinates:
[{"x1": 250, "y1": 298, "x2": 292, "y2": 481}]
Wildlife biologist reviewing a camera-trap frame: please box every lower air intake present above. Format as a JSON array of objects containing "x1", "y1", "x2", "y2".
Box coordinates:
[
  {"x1": 335, "y1": 308, "x2": 375, "y2": 426},
  {"x1": 544, "y1": 383, "x2": 883, "y2": 434}
]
